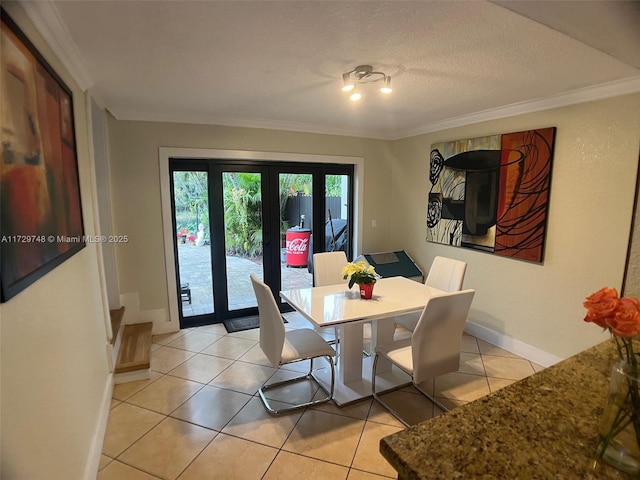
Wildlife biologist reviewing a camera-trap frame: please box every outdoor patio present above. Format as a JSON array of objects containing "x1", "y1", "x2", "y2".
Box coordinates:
[{"x1": 177, "y1": 243, "x2": 313, "y2": 317}]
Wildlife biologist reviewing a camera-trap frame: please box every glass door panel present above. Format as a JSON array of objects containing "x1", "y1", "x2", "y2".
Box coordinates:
[
  {"x1": 172, "y1": 170, "x2": 214, "y2": 319},
  {"x1": 325, "y1": 174, "x2": 350, "y2": 255},
  {"x1": 222, "y1": 171, "x2": 263, "y2": 311},
  {"x1": 279, "y1": 173, "x2": 314, "y2": 291},
  {"x1": 170, "y1": 160, "x2": 354, "y2": 326}
]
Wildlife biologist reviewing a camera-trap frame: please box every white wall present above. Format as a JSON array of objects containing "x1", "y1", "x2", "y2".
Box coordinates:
[
  {"x1": 91, "y1": 98, "x2": 121, "y2": 311},
  {"x1": 391, "y1": 94, "x2": 640, "y2": 359},
  {"x1": 0, "y1": 4, "x2": 111, "y2": 479}
]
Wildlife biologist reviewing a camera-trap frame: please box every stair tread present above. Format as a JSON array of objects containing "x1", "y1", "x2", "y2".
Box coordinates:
[
  {"x1": 109, "y1": 307, "x2": 125, "y2": 345},
  {"x1": 115, "y1": 322, "x2": 153, "y2": 374}
]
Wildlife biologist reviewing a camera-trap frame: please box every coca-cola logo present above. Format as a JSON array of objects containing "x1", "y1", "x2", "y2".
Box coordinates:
[{"x1": 287, "y1": 238, "x2": 309, "y2": 253}]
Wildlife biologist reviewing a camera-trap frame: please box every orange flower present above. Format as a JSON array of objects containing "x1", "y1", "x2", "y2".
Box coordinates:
[
  {"x1": 584, "y1": 287, "x2": 620, "y2": 329},
  {"x1": 607, "y1": 297, "x2": 640, "y2": 338}
]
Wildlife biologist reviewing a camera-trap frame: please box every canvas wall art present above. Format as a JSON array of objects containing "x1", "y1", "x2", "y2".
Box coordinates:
[
  {"x1": 426, "y1": 127, "x2": 556, "y2": 263},
  {"x1": 1, "y1": 9, "x2": 85, "y2": 302}
]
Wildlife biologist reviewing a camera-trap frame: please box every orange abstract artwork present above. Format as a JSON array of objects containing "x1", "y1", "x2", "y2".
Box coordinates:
[{"x1": 1, "y1": 9, "x2": 85, "y2": 301}]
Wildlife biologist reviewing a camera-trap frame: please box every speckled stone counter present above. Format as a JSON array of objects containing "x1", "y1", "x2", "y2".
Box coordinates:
[{"x1": 380, "y1": 340, "x2": 634, "y2": 479}]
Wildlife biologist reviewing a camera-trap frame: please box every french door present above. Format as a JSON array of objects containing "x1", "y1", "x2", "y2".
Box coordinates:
[{"x1": 170, "y1": 158, "x2": 353, "y2": 328}]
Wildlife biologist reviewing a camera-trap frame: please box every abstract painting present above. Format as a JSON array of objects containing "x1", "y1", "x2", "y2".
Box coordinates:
[
  {"x1": 426, "y1": 127, "x2": 556, "y2": 263},
  {"x1": 1, "y1": 9, "x2": 85, "y2": 301}
]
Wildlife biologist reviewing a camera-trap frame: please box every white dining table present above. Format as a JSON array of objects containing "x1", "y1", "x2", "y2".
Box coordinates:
[{"x1": 280, "y1": 276, "x2": 446, "y2": 405}]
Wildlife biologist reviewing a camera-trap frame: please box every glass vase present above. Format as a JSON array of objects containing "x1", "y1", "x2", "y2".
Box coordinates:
[{"x1": 597, "y1": 360, "x2": 640, "y2": 475}]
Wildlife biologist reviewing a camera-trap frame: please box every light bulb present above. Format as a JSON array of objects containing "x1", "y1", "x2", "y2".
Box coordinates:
[
  {"x1": 350, "y1": 89, "x2": 362, "y2": 101},
  {"x1": 342, "y1": 73, "x2": 355, "y2": 92},
  {"x1": 380, "y1": 76, "x2": 392, "y2": 94}
]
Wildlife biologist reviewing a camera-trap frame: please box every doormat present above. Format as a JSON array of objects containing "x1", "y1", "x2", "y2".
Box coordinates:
[{"x1": 223, "y1": 315, "x2": 287, "y2": 333}]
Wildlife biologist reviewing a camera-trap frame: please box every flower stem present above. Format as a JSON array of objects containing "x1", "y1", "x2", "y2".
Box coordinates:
[{"x1": 603, "y1": 338, "x2": 640, "y2": 458}]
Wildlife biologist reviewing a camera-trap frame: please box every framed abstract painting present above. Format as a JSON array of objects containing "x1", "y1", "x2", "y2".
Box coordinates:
[
  {"x1": 1, "y1": 9, "x2": 85, "y2": 302},
  {"x1": 426, "y1": 127, "x2": 556, "y2": 263}
]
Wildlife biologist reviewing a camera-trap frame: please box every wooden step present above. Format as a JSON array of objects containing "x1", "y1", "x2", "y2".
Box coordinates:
[
  {"x1": 115, "y1": 323, "x2": 153, "y2": 374},
  {"x1": 109, "y1": 307, "x2": 125, "y2": 345}
]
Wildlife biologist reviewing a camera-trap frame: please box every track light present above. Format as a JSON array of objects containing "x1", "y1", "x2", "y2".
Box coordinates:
[
  {"x1": 380, "y1": 76, "x2": 392, "y2": 94},
  {"x1": 341, "y1": 65, "x2": 393, "y2": 101},
  {"x1": 342, "y1": 73, "x2": 355, "y2": 92}
]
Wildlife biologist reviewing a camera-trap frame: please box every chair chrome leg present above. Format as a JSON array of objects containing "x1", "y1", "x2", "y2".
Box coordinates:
[
  {"x1": 371, "y1": 353, "x2": 411, "y2": 427},
  {"x1": 258, "y1": 356, "x2": 335, "y2": 415},
  {"x1": 414, "y1": 382, "x2": 450, "y2": 414},
  {"x1": 371, "y1": 353, "x2": 448, "y2": 427}
]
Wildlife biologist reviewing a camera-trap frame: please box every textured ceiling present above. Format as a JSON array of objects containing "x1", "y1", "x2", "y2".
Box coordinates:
[{"x1": 20, "y1": 0, "x2": 640, "y2": 139}]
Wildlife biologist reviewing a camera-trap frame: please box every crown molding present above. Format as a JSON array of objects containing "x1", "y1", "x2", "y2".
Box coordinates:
[
  {"x1": 394, "y1": 76, "x2": 640, "y2": 140},
  {"x1": 109, "y1": 109, "x2": 396, "y2": 140},
  {"x1": 112, "y1": 76, "x2": 640, "y2": 141},
  {"x1": 19, "y1": 1, "x2": 93, "y2": 90}
]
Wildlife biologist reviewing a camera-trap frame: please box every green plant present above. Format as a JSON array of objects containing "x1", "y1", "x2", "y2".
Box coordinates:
[
  {"x1": 173, "y1": 171, "x2": 209, "y2": 233},
  {"x1": 223, "y1": 172, "x2": 263, "y2": 257},
  {"x1": 325, "y1": 174, "x2": 343, "y2": 197}
]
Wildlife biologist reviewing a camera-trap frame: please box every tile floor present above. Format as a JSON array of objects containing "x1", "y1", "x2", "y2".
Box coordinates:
[{"x1": 98, "y1": 314, "x2": 545, "y2": 479}]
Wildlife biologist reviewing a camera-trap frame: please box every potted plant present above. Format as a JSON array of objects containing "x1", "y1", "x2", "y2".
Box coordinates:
[{"x1": 341, "y1": 261, "x2": 379, "y2": 299}]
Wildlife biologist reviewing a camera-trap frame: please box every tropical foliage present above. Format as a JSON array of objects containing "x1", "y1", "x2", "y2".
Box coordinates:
[
  {"x1": 223, "y1": 172, "x2": 263, "y2": 257},
  {"x1": 173, "y1": 171, "x2": 209, "y2": 235},
  {"x1": 174, "y1": 171, "x2": 344, "y2": 258}
]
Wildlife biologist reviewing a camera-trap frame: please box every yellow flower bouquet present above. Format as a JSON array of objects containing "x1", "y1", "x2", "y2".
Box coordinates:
[{"x1": 341, "y1": 261, "x2": 378, "y2": 288}]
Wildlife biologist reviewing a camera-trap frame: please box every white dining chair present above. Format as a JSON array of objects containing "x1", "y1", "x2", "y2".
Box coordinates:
[
  {"x1": 425, "y1": 256, "x2": 467, "y2": 292},
  {"x1": 313, "y1": 251, "x2": 377, "y2": 358},
  {"x1": 250, "y1": 274, "x2": 336, "y2": 414},
  {"x1": 372, "y1": 289, "x2": 475, "y2": 426},
  {"x1": 313, "y1": 251, "x2": 348, "y2": 287},
  {"x1": 313, "y1": 251, "x2": 348, "y2": 349},
  {"x1": 395, "y1": 256, "x2": 467, "y2": 333}
]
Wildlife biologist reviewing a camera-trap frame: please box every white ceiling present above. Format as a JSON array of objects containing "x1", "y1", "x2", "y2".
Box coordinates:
[{"x1": 20, "y1": 0, "x2": 640, "y2": 139}]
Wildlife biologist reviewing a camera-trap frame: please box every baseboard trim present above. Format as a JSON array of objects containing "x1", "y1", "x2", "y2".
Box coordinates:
[
  {"x1": 151, "y1": 319, "x2": 179, "y2": 335},
  {"x1": 114, "y1": 368, "x2": 151, "y2": 385},
  {"x1": 83, "y1": 372, "x2": 113, "y2": 480},
  {"x1": 464, "y1": 321, "x2": 563, "y2": 368}
]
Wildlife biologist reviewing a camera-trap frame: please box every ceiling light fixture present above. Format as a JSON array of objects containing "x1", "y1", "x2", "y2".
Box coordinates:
[{"x1": 341, "y1": 65, "x2": 392, "y2": 101}]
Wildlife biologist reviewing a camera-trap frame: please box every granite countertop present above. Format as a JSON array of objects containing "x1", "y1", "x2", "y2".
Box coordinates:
[{"x1": 380, "y1": 340, "x2": 634, "y2": 479}]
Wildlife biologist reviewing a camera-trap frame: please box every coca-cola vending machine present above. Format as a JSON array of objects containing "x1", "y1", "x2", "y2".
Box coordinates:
[{"x1": 285, "y1": 227, "x2": 311, "y2": 267}]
